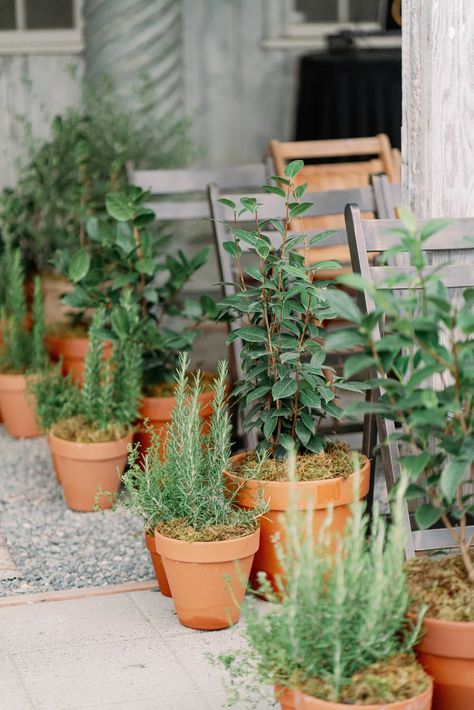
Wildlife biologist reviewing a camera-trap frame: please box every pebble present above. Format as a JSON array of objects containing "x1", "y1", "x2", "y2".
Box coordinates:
[{"x1": 0, "y1": 426, "x2": 153, "y2": 596}]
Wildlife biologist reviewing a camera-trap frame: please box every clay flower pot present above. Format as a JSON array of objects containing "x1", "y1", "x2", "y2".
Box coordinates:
[
  {"x1": 45, "y1": 335, "x2": 112, "y2": 385},
  {"x1": 0, "y1": 373, "x2": 40, "y2": 438},
  {"x1": 145, "y1": 532, "x2": 171, "y2": 597},
  {"x1": 414, "y1": 615, "x2": 474, "y2": 709},
  {"x1": 47, "y1": 432, "x2": 61, "y2": 484},
  {"x1": 285, "y1": 684, "x2": 433, "y2": 709},
  {"x1": 136, "y1": 385, "x2": 216, "y2": 458},
  {"x1": 225, "y1": 454, "x2": 370, "y2": 591},
  {"x1": 48, "y1": 431, "x2": 132, "y2": 512},
  {"x1": 155, "y1": 527, "x2": 260, "y2": 630}
]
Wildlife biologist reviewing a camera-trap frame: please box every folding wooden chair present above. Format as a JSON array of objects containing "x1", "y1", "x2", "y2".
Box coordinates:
[
  {"x1": 345, "y1": 204, "x2": 474, "y2": 556},
  {"x1": 208, "y1": 179, "x2": 397, "y2": 452}
]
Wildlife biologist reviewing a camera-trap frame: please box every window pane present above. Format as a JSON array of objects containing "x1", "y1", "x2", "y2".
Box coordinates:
[
  {"x1": 350, "y1": 0, "x2": 380, "y2": 22},
  {"x1": 25, "y1": 0, "x2": 74, "y2": 30},
  {"x1": 296, "y1": 1, "x2": 338, "y2": 23},
  {"x1": 0, "y1": 0, "x2": 16, "y2": 30}
]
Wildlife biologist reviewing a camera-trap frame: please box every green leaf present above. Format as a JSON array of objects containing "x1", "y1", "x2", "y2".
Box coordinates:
[
  {"x1": 399, "y1": 453, "x2": 431, "y2": 479},
  {"x1": 218, "y1": 198, "x2": 236, "y2": 210},
  {"x1": 246, "y1": 385, "x2": 272, "y2": 403},
  {"x1": 415, "y1": 503, "x2": 442, "y2": 530},
  {"x1": 111, "y1": 307, "x2": 129, "y2": 337},
  {"x1": 289, "y1": 202, "x2": 314, "y2": 220},
  {"x1": 234, "y1": 327, "x2": 267, "y2": 343},
  {"x1": 326, "y1": 329, "x2": 364, "y2": 351},
  {"x1": 278, "y1": 433, "x2": 296, "y2": 451},
  {"x1": 419, "y1": 219, "x2": 451, "y2": 241},
  {"x1": 136, "y1": 258, "x2": 156, "y2": 276},
  {"x1": 272, "y1": 377, "x2": 297, "y2": 400},
  {"x1": 296, "y1": 420, "x2": 312, "y2": 446},
  {"x1": 440, "y1": 460, "x2": 467, "y2": 502},
  {"x1": 106, "y1": 192, "x2": 134, "y2": 221},
  {"x1": 284, "y1": 160, "x2": 304, "y2": 179},
  {"x1": 68, "y1": 249, "x2": 91, "y2": 283},
  {"x1": 324, "y1": 290, "x2": 363, "y2": 324},
  {"x1": 343, "y1": 354, "x2": 374, "y2": 379},
  {"x1": 223, "y1": 240, "x2": 241, "y2": 258},
  {"x1": 398, "y1": 206, "x2": 417, "y2": 233},
  {"x1": 262, "y1": 185, "x2": 286, "y2": 198}
]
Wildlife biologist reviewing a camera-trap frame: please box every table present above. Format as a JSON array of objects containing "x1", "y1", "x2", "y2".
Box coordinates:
[{"x1": 295, "y1": 49, "x2": 402, "y2": 149}]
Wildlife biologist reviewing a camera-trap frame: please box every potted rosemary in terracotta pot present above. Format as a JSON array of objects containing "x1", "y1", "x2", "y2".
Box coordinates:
[
  {"x1": 32, "y1": 294, "x2": 142, "y2": 511},
  {"x1": 219, "y1": 160, "x2": 370, "y2": 590},
  {"x1": 337, "y1": 213, "x2": 473, "y2": 710},
  {"x1": 0, "y1": 248, "x2": 48, "y2": 437},
  {"x1": 219, "y1": 473, "x2": 432, "y2": 710},
  {"x1": 52, "y1": 187, "x2": 217, "y2": 450},
  {"x1": 124, "y1": 353, "x2": 263, "y2": 630}
]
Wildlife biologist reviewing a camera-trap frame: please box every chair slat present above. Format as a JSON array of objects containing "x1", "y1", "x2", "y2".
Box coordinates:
[
  {"x1": 363, "y1": 218, "x2": 474, "y2": 251},
  {"x1": 128, "y1": 163, "x2": 267, "y2": 195},
  {"x1": 370, "y1": 264, "x2": 474, "y2": 289}
]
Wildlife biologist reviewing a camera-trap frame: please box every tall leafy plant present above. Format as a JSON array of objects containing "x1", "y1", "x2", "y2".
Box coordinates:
[
  {"x1": 329, "y1": 213, "x2": 474, "y2": 582},
  {"x1": 219, "y1": 160, "x2": 361, "y2": 457}
]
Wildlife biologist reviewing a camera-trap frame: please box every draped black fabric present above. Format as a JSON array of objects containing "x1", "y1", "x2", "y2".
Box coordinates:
[{"x1": 295, "y1": 49, "x2": 402, "y2": 150}]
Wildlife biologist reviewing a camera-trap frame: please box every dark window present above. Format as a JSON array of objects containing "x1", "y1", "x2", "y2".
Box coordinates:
[
  {"x1": 25, "y1": 0, "x2": 74, "y2": 30},
  {"x1": 0, "y1": 0, "x2": 17, "y2": 30}
]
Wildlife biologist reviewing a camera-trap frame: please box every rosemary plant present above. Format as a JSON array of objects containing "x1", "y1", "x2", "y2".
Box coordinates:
[
  {"x1": 0, "y1": 248, "x2": 48, "y2": 374},
  {"x1": 220, "y1": 472, "x2": 427, "y2": 706},
  {"x1": 219, "y1": 160, "x2": 362, "y2": 458},
  {"x1": 121, "y1": 354, "x2": 264, "y2": 540}
]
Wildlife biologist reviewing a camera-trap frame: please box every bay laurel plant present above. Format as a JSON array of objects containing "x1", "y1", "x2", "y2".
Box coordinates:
[
  {"x1": 327, "y1": 212, "x2": 474, "y2": 583},
  {"x1": 55, "y1": 187, "x2": 216, "y2": 388},
  {"x1": 220, "y1": 470, "x2": 427, "y2": 706},
  {"x1": 0, "y1": 248, "x2": 48, "y2": 374},
  {"x1": 121, "y1": 353, "x2": 265, "y2": 540},
  {"x1": 31, "y1": 292, "x2": 142, "y2": 441},
  {"x1": 218, "y1": 160, "x2": 362, "y2": 458}
]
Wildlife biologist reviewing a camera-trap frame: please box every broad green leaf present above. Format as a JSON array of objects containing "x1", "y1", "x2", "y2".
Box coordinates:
[
  {"x1": 324, "y1": 290, "x2": 363, "y2": 324},
  {"x1": 246, "y1": 385, "x2": 272, "y2": 403},
  {"x1": 272, "y1": 377, "x2": 298, "y2": 400},
  {"x1": 419, "y1": 219, "x2": 451, "y2": 241},
  {"x1": 296, "y1": 420, "x2": 312, "y2": 446},
  {"x1": 440, "y1": 460, "x2": 467, "y2": 502},
  {"x1": 136, "y1": 258, "x2": 156, "y2": 276},
  {"x1": 218, "y1": 198, "x2": 236, "y2": 210},
  {"x1": 326, "y1": 328, "x2": 364, "y2": 351},
  {"x1": 106, "y1": 192, "x2": 134, "y2": 221},
  {"x1": 289, "y1": 202, "x2": 314, "y2": 220},
  {"x1": 399, "y1": 453, "x2": 431, "y2": 479},
  {"x1": 343, "y1": 354, "x2": 374, "y2": 379},
  {"x1": 415, "y1": 503, "x2": 442, "y2": 529},
  {"x1": 284, "y1": 160, "x2": 304, "y2": 179},
  {"x1": 223, "y1": 241, "x2": 241, "y2": 258},
  {"x1": 235, "y1": 327, "x2": 267, "y2": 343},
  {"x1": 68, "y1": 249, "x2": 91, "y2": 283},
  {"x1": 398, "y1": 206, "x2": 417, "y2": 233}
]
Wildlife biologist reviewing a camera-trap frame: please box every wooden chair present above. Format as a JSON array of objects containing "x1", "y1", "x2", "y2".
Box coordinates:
[
  {"x1": 345, "y1": 204, "x2": 474, "y2": 556},
  {"x1": 208, "y1": 179, "x2": 397, "y2": 451},
  {"x1": 127, "y1": 162, "x2": 269, "y2": 221}
]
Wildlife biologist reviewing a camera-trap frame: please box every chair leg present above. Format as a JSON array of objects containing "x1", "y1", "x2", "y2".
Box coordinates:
[{"x1": 362, "y1": 412, "x2": 377, "y2": 520}]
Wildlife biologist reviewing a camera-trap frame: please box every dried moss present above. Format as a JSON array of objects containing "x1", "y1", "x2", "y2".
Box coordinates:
[
  {"x1": 407, "y1": 554, "x2": 474, "y2": 622},
  {"x1": 144, "y1": 371, "x2": 216, "y2": 398},
  {"x1": 232, "y1": 441, "x2": 367, "y2": 482},
  {"x1": 156, "y1": 517, "x2": 257, "y2": 542},
  {"x1": 302, "y1": 654, "x2": 429, "y2": 705},
  {"x1": 51, "y1": 415, "x2": 130, "y2": 443}
]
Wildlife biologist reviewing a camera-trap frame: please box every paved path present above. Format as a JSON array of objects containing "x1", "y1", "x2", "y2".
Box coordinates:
[{"x1": 0, "y1": 587, "x2": 272, "y2": 710}]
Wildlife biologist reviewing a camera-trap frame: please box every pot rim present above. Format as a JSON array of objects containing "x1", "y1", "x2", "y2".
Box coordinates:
[
  {"x1": 408, "y1": 610, "x2": 474, "y2": 659},
  {"x1": 155, "y1": 526, "x2": 260, "y2": 563},
  {"x1": 48, "y1": 430, "x2": 133, "y2": 460},
  {"x1": 0, "y1": 371, "x2": 29, "y2": 391},
  {"x1": 289, "y1": 679, "x2": 433, "y2": 709}
]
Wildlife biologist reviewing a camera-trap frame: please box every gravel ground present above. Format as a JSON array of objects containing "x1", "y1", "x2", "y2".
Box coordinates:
[{"x1": 0, "y1": 426, "x2": 153, "y2": 597}]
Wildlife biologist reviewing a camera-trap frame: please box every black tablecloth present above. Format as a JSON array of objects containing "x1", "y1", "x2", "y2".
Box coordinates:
[{"x1": 295, "y1": 49, "x2": 402, "y2": 150}]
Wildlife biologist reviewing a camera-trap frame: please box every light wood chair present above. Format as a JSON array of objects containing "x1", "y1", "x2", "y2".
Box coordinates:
[{"x1": 345, "y1": 204, "x2": 474, "y2": 556}]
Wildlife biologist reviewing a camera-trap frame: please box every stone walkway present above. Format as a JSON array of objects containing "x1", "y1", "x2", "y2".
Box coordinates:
[{"x1": 0, "y1": 586, "x2": 272, "y2": 710}]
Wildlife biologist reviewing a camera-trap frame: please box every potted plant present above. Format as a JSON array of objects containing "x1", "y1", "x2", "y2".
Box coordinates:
[
  {"x1": 123, "y1": 353, "x2": 263, "y2": 629},
  {"x1": 54, "y1": 187, "x2": 218, "y2": 450},
  {"x1": 32, "y1": 293, "x2": 142, "y2": 511},
  {"x1": 218, "y1": 160, "x2": 370, "y2": 589},
  {"x1": 333, "y1": 212, "x2": 474, "y2": 709},
  {"x1": 219, "y1": 471, "x2": 433, "y2": 709},
  {"x1": 0, "y1": 248, "x2": 48, "y2": 437}
]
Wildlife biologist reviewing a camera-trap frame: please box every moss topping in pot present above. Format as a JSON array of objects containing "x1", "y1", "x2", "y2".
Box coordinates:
[
  {"x1": 51, "y1": 415, "x2": 130, "y2": 444},
  {"x1": 232, "y1": 441, "x2": 367, "y2": 482},
  {"x1": 407, "y1": 554, "x2": 474, "y2": 622},
  {"x1": 156, "y1": 517, "x2": 258, "y2": 543}
]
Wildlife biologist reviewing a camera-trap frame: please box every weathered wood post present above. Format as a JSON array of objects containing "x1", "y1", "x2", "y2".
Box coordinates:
[{"x1": 402, "y1": 0, "x2": 474, "y2": 217}]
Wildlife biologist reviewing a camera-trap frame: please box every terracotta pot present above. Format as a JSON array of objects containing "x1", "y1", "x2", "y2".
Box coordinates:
[
  {"x1": 47, "y1": 431, "x2": 61, "y2": 484},
  {"x1": 275, "y1": 685, "x2": 297, "y2": 709},
  {"x1": 225, "y1": 454, "x2": 370, "y2": 592},
  {"x1": 0, "y1": 373, "x2": 40, "y2": 438},
  {"x1": 414, "y1": 615, "x2": 474, "y2": 709},
  {"x1": 288, "y1": 684, "x2": 433, "y2": 709},
  {"x1": 45, "y1": 335, "x2": 112, "y2": 385},
  {"x1": 48, "y1": 431, "x2": 132, "y2": 512},
  {"x1": 145, "y1": 532, "x2": 171, "y2": 597},
  {"x1": 136, "y1": 385, "x2": 216, "y2": 459},
  {"x1": 155, "y1": 527, "x2": 260, "y2": 630}
]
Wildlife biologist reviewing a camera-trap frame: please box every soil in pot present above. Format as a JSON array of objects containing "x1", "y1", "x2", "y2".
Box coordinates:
[
  {"x1": 225, "y1": 442, "x2": 370, "y2": 591},
  {"x1": 45, "y1": 325, "x2": 112, "y2": 385},
  {"x1": 278, "y1": 655, "x2": 432, "y2": 709},
  {"x1": 136, "y1": 373, "x2": 218, "y2": 458},
  {"x1": 155, "y1": 521, "x2": 260, "y2": 630},
  {"x1": 407, "y1": 554, "x2": 474, "y2": 709},
  {"x1": 0, "y1": 372, "x2": 40, "y2": 438},
  {"x1": 49, "y1": 417, "x2": 132, "y2": 512},
  {"x1": 145, "y1": 532, "x2": 171, "y2": 597}
]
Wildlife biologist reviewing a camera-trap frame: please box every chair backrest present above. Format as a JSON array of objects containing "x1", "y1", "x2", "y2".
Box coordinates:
[
  {"x1": 270, "y1": 134, "x2": 400, "y2": 230},
  {"x1": 127, "y1": 162, "x2": 269, "y2": 221},
  {"x1": 345, "y1": 204, "x2": 474, "y2": 556}
]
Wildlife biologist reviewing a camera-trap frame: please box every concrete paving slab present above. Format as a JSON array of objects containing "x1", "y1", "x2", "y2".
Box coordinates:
[
  {"x1": 0, "y1": 593, "x2": 156, "y2": 653},
  {"x1": 10, "y1": 636, "x2": 199, "y2": 709},
  {"x1": 129, "y1": 589, "x2": 206, "y2": 638},
  {"x1": 75, "y1": 694, "x2": 212, "y2": 710},
  {"x1": 0, "y1": 651, "x2": 35, "y2": 710}
]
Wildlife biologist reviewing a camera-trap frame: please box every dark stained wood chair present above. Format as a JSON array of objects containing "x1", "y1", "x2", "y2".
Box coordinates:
[{"x1": 345, "y1": 204, "x2": 474, "y2": 556}]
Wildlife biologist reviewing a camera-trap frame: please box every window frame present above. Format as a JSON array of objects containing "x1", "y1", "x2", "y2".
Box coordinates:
[{"x1": 0, "y1": 0, "x2": 83, "y2": 55}]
